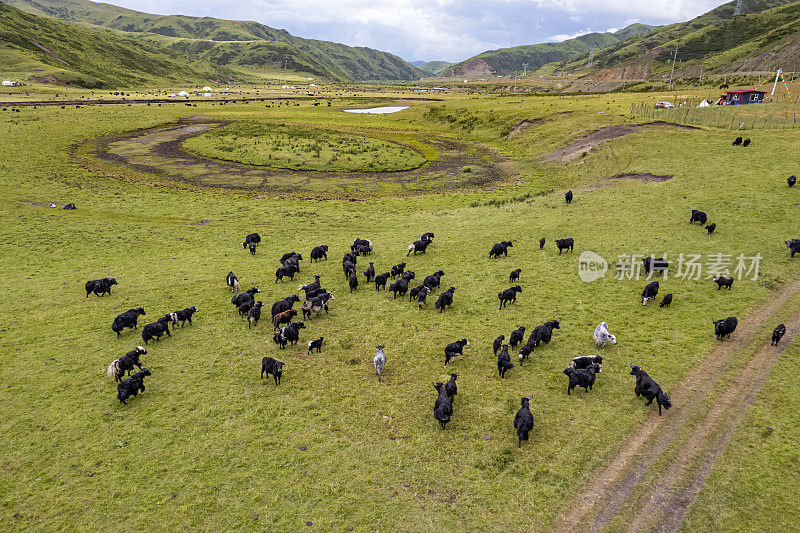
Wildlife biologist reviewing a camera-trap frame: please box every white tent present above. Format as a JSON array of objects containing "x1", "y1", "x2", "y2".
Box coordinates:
[
  {"x1": 177, "y1": 91, "x2": 190, "y2": 97},
  {"x1": 1, "y1": 81, "x2": 14, "y2": 86},
  {"x1": 202, "y1": 86, "x2": 213, "y2": 91},
  {"x1": 203, "y1": 92, "x2": 212, "y2": 97},
  {"x1": 697, "y1": 100, "x2": 711, "y2": 108}
]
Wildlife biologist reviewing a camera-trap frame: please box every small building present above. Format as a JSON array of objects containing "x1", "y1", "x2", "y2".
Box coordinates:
[{"x1": 720, "y1": 89, "x2": 765, "y2": 105}]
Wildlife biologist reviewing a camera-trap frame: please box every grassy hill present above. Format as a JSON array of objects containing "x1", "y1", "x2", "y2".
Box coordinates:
[
  {"x1": 0, "y1": 2, "x2": 230, "y2": 87},
  {"x1": 4, "y1": 0, "x2": 425, "y2": 81},
  {"x1": 448, "y1": 24, "x2": 655, "y2": 77},
  {"x1": 414, "y1": 61, "x2": 453, "y2": 76},
  {"x1": 554, "y1": 0, "x2": 800, "y2": 80}
]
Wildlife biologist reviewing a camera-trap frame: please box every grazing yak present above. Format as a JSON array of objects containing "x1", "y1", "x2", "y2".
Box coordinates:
[
  {"x1": 788, "y1": 175, "x2": 797, "y2": 187},
  {"x1": 713, "y1": 316, "x2": 738, "y2": 341},
  {"x1": 690, "y1": 209, "x2": 708, "y2": 225},
  {"x1": 433, "y1": 382, "x2": 452, "y2": 430},
  {"x1": 630, "y1": 365, "x2": 671, "y2": 415},
  {"x1": 373, "y1": 345, "x2": 386, "y2": 382},
  {"x1": 563, "y1": 363, "x2": 600, "y2": 395},
  {"x1": 514, "y1": 397, "x2": 534, "y2": 447},
  {"x1": 713, "y1": 276, "x2": 734, "y2": 290},
  {"x1": 660, "y1": 293, "x2": 673, "y2": 308},
  {"x1": 570, "y1": 355, "x2": 603, "y2": 372},
  {"x1": 444, "y1": 338, "x2": 469, "y2": 368},
  {"x1": 116, "y1": 369, "x2": 151, "y2": 405},
  {"x1": 785, "y1": 239, "x2": 800, "y2": 258},
  {"x1": 555, "y1": 238, "x2": 574, "y2": 255},
  {"x1": 565, "y1": 190, "x2": 573, "y2": 204},
  {"x1": 706, "y1": 223, "x2": 716, "y2": 234},
  {"x1": 772, "y1": 324, "x2": 786, "y2": 346},
  {"x1": 111, "y1": 308, "x2": 146, "y2": 338},
  {"x1": 260, "y1": 357, "x2": 283, "y2": 385},
  {"x1": 593, "y1": 322, "x2": 617, "y2": 347},
  {"x1": 85, "y1": 277, "x2": 117, "y2": 297},
  {"x1": 641, "y1": 281, "x2": 659, "y2": 305},
  {"x1": 498, "y1": 285, "x2": 522, "y2": 309},
  {"x1": 497, "y1": 345, "x2": 514, "y2": 378},
  {"x1": 489, "y1": 241, "x2": 513, "y2": 259}
]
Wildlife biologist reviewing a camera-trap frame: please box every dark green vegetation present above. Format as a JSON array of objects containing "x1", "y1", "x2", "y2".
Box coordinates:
[
  {"x1": 183, "y1": 121, "x2": 427, "y2": 172},
  {"x1": 414, "y1": 61, "x2": 453, "y2": 76},
  {"x1": 449, "y1": 24, "x2": 655, "y2": 76},
  {"x1": 555, "y1": 0, "x2": 800, "y2": 79},
  {"x1": 0, "y1": 2, "x2": 230, "y2": 87},
  {"x1": 2, "y1": 87, "x2": 800, "y2": 530},
  {"x1": 4, "y1": 0, "x2": 424, "y2": 82}
]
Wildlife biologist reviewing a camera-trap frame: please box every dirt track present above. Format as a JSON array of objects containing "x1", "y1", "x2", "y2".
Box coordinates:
[{"x1": 550, "y1": 277, "x2": 800, "y2": 533}]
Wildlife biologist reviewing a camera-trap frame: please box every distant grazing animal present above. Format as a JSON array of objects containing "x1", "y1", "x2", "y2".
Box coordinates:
[
  {"x1": 714, "y1": 316, "x2": 738, "y2": 341},
  {"x1": 593, "y1": 322, "x2": 617, "y2": 347},
  {"x1": 642, "y1": 257, "x2": 668, "y2": 275},
  {"x1": 570, "y1": 355, "x2": 603, "y2": 372},
  {"x1": 299, "y1": 276, "x2": 322, "y2": 296},
  {"x1": 373, "y1": 345, "x2": 386, "y2": 382},
  {"x1": 407, "y1": 238, "x2": 433, "y2": 256},
  {"x1": 659, "y1": 293, "x2": 673, "y2": 308},
  {"x1": 423, "y1": 270, "x2": 445, "y2": 291},
  {"x1": 271, "y1": 294, "x2": 299, "y2": 319},
  {"x1": 374, "y1": 272, "x2": 391, "y2": 291},
  {"x1": 310, "y1": 244, "x2": 328, "y2": 262},
  {"x1": 706, "y1": 223, "x2": 716, "y2": 234},
  {"x1": 107, "y1": 346, "x2": 146, "y2": 381},
  {"x1": 248, "y1": 242, "x2": 257, "y2": 255},
  {"x1": 444, "y1": 373, "x2": 458, "y2": 401},
  {"x1": 713, "y1": 276, "x2": 734, "y2": 290},
  {"x1": 497, "y1": 345, "x2": 514, "y2": 378},
  {"x1": 273, "y1": 321, "x2": 305, "y2": 348},
  {"x1": 785, "y1": 239, "x2": 800, "y2": 258},
  {"x1": 630, "y1": 365, "x2": 671, "y2": 415},
  {"x1": 247, "y1": 301, "x2": 263, "y2": 329},
  {"x1": 528, "y1": 320, "x2": 560, "y2": 348},
  {"x1": 141, "y1": 316, "x2": 172, "y2": 345},
  {"x1": 789, "y1": 175, "x2": 797, "y2": 187},
  {"x1": 509, "y1": 326, "x2": 526, "y2": 348},
  {"x1": 539, "y1": 238, "x2": 545, "y2": 250},
  {"x1": 518, "y1": 342, "x2": 533, "y2": 364},
  {"x1": 111, "y1": 308, "x2": 146, "y2": 338},
  {"x1": 565, "y1": 190, "x2": 573, "y2": 204},
  {"x1": 444, "y1": 338, "x2": 469, "y2": 368},
  {"x1": 421, "y1": 232, "x2": 435, "y2": 241},
  {"x1": 563, "y1": 363, "x2": 600, "y2": 395},
  {"x1": 273, "y1": 309, "x2": 297, "y2": 330},
  {"x1": 498, "y1": 285, "x2": 522, "y2": 309},
  {"x1": 355, "y1": 244, "x2": 371, "y2": 256},
  {"x1": 308, "y1": 337, "x2": 324, "y2": 354},
  {"x1": 690, "y1": 209, "x2": 708, "y2": 225},
  {"x1": 173, "y1": 306, "x2": 198, "y2": 327},
  {"x1": 85, "y1": 277, "x2": 117, "y2": 297},
  {"x1": 116, "y1": 368, "x2": 151, "y2": 404},
  {"x1": 435, "y1": 287, "x2": 456, "y2": 312},
  {"x1": 493, "y1": 335, "x2": 505, "y2": 356},
  {"x1": 555, "y1": 238, "x2": 574, "y2": 254},
  {"x1": 232, "y1": 287, "x2": 260, "y2": 309},
  {"x1": 363, "y1": 263, "x2": 375, "y2": 282},
  {"x1": 351, "y1": 238, "x2": 373, "y2": 254},
  {"x1": 416, "y1": 286, "x2": 430, "y2": 310},
  {"x1": 349, "y1": 272, "x2": 359, "y2": 293},
  {"x1": 389, "y1": 277, "x2": 409, "y2": 299},
  {"x1": 509, "y1": 269, "x2": 521, "y2": 282},
  {"x1": 226, "y1": 272, "x2": 240, "y2": 293},
  {"x1": 732, "y1": 137, "x2": 743, "y2": 146},
  {"x1": 238, "y1": 300, "x2": 253, "y2": 318},
  {"x1": 743, "y1": 138, "x2": 751, "y2": 147},
  {"x1": 242, "y1": 233, "x2": 260, "y2": 249},
  {"x1": 281, "y1": 251, "x2": 303, "y2": 265},
  {"x1": 514, "y1": 397, "x2": 534, "y2": 447},
  {"x1": 275, "y1": 265, "x2": 298, "y2": 283},
  {"x1": 641, "y1": 281, "x2": 659, "y2": 305},
  {"x1": 409, "y1": 284, "x2": 426, "y2": 301},
  {"x1": 772, "y1": 324, "x2": 786, "y2": 346},
  {"x1": 489, "y1": 241, "x2": 513, "y2": 259},
  {"x1": 433, "y1": 382, "x2": 452, "y2": 429},
  {"x1": 260, "y1": 357, "x2": 283, "y2": 385},
  {"x1": 390, "y1": 263, "x2": 406, "y2": 279}
]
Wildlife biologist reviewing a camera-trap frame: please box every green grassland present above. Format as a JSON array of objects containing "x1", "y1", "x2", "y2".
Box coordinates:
[
  {"x1": 182, "y1": 121, "x2": 427, "y2": 172},
  {"x1": 1, "y1": 87, "x2": 799, "y2": 531}
]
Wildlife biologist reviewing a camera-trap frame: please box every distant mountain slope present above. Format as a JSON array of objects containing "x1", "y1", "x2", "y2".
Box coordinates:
[
  {"x1": 555, "y1": 0, "x2": 800, "y2": 78},
  {"x1": 0, "y1": 2, "x2": 228, "y2": 87},
  {"x1": 4, "y1": 0, "x2": 425, "y2": 81},
  {"x1": 448, "y1": 24, "x2": 656, "y2": 77},
  {"x1": 416, "y1": 61, "x2": 453, "y2": 76}
]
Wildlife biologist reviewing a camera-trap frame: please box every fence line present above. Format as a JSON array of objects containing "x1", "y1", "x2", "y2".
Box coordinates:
[{"x1": 630, "y1": 97, "x2": 799, "y2": 130}]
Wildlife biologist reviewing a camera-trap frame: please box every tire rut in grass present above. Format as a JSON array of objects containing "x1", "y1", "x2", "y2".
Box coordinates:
[{"x1": 549, "y1": 276, "x2": 800, "y2": 533}]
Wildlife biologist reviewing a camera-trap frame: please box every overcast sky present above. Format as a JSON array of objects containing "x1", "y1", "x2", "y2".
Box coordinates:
[{"x1": 109, "y1": 0, "x2": 725, "y2": 62}]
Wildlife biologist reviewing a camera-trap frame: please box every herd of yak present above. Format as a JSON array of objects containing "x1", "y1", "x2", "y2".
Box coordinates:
[{"x1": 87, "y1": 188, "x2": 798, "y2": 445}]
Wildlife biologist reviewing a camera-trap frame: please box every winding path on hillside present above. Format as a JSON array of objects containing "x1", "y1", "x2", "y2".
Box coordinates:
[{"x1": 549, "y1": 276, "x2": 800, "y2": 533}]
